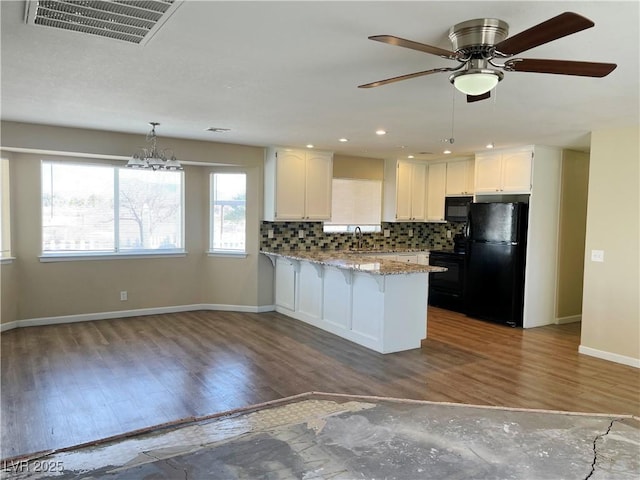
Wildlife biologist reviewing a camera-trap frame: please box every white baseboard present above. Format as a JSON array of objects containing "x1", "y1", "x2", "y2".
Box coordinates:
[
  {"x1": 0, "y1": 303, "x2": 276, "y2": 332},
  {"x1": 556, "y1": 315, "x2": 582, "y2": 324},
  {"x1": 578, "y1": 345, "x2": 640, "y2": 368}
]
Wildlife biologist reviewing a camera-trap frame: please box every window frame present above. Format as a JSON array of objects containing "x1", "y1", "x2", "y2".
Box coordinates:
[
  {"x1": 0, "y1": 158, "x2": 13, "y2": 263},
  {"x1": 40, "y1": 160, "x2": 186, "y2": 261},
  {"x1": 208, "y1": 171, "x2": 247, "y2": 257}
]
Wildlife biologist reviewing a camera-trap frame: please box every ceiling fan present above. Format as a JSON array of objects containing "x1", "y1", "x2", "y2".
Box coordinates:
[{"x1": 358, "y1": 12, "x2": 617, "y2": 102}]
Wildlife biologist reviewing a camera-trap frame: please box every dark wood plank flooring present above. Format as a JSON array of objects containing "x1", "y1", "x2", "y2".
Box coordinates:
[{"x1": 2, "y1": 307, "x2": 639, "y2": 459}]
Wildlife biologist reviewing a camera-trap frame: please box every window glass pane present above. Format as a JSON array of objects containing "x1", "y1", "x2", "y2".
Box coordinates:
[
  {"x1": 42, "y1": 162, "x2": 115, "y2": 252},
  {"x1": 211, "y1": 173, "x2": 246, "y2": 251},
  {"x1": 119, "y1": 169, "x2": 183, "y2": 250}
]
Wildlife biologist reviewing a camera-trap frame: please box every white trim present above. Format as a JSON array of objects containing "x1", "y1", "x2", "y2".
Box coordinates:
[
  {"x1": 207, "y1": 251, "x2": 248, "y2": 258},
  {"x1": 0, "y1": 146, "x2": 235, "y2": 167},
  {"x1": 0, "y1": 256, "x2": 15, "y2": 264},
  {"x1": 0, "y1": 303, "x2": 276, "y2": 332},
  {"x1": 578, "y1": 345, "x2": 640, "y2": 368},
  {"x1": 556, "y1": 315, "x2": 581, "y2": 324},
  {"x1": 39, "y1": 252, "x2": 187, "y2": 262}
]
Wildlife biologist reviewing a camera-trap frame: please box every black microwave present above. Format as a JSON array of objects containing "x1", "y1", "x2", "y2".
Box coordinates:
[{"x1": 444, "y1": 196, "x2": 472, "y2": 222}]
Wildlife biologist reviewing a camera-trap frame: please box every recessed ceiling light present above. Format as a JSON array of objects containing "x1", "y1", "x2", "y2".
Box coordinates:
[
  {"x1": 306, "y1": 144, "x2": 314, "y2": 148},
  {"x1": 408, "y1": 155, "x2": 415, "y2": 159},
  {"x1": 339, "y1": 138, "x2": 349, "y2": 142},
  {"x1": 206, "y1": 127, "x2": 230, "y2": 133},
  {"x1": 486, "y1": 142, "x2": 495, "y2": 149},
  {"x1": 375, "y1": 129, "x2": 386, "y2": 136},
  {"x1": 443, "y1": 149, "x2": 452, "y2": 155}
]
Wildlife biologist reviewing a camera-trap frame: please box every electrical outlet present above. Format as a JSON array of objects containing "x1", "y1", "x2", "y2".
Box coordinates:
[
  {"x1": 408, "y1": 228, "x2": 414, "y2": 237},
  {"x1": 591, "y1": 250, "x2": 604, "y2": 262},
  {"x1": 384, "y1": 229, "x2": 390, "y2": 238},
  {"x1": 120, "y1": 291, "x2": 128, "y2": 301},
  {"x1": 298, "y1": 229, "x2": 305, "y2": 239},
  {"x1": 447, "y1": 230, "x2": 452, "y2": 239},
  {"x1": 267, "y1": 229, "x2": 274, "y2": 239}
]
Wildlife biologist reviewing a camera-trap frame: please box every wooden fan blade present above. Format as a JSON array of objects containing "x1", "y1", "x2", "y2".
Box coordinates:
[
  {"x1": 358, "y1": 67, "x2": 455, "y2": 88},
  {"x1": 496, "y1": 12, "x2": 594, "y2": 55},
  {"x1": 369, "y1": 35, "x2": 458, "y2": 60},
  {"x1": 506, "y1": 59, "x2": 617, "y2": 77},
  {"x1": 467, "y1": 92, "x2": 491, "y2": 103}
]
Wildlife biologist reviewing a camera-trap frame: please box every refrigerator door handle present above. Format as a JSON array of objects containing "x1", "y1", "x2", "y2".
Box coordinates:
[{"x1": 465, "y1": 212, "x2": 471, "y2": 239}]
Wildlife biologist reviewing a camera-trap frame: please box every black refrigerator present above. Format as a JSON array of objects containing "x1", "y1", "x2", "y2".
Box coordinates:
[{"x1": 464, "y1": 202, "x2": 528, "y2": 327}]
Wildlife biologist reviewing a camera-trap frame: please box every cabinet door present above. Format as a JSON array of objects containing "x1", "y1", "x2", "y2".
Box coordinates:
[
  {"x1": 395, "y1": 161, "x2": 413, "y2": 221},
  {"x1": 275, "y1": 150, "x2": 306, "y2": 219},
  {"x1": 501, "y1": 148, "x2": 533, "y2": 193},
  {"x1": 474, "y1": 153, "x2": 502, "y2": 193},
  {"x1": 445, "y1": 160, "x2": 467, "y2": 195},
  {"x1": 410, "y1": 162, "x2": 427, "y2": 220},
  {"x1": 426, "y1": 162, "x2": 447, "y2": 221},
  {"x1": 275, "y1": 258, "x2": 296, "y2": 311},
  {"x1": 305, "y1": 151, "x2": 333, "y2": 220}
]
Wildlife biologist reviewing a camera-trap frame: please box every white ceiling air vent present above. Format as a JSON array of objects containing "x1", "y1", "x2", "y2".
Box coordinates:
[{"x1": 24, "y1": 0, "x2": 182, "y2": 45}]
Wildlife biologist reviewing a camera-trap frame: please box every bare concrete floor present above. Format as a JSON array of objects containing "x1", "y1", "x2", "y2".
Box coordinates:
[{"x1": 3, "y1": 393, "x2": 639, "y2": 480}]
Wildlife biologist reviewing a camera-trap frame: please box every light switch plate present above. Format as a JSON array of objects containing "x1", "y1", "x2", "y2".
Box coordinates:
[{"x1": 591, "y1": 249, "x2": 604, "y2": 262}]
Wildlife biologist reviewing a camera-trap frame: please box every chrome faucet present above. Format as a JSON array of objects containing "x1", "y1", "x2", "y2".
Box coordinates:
[{"x1": 354, "y1": 226, "x2": 363, "y2": 250}]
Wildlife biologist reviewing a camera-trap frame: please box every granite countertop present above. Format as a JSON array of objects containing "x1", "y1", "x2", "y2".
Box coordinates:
[{"x1": 261, "y1": 250, "x2": 447, "y2": 276}]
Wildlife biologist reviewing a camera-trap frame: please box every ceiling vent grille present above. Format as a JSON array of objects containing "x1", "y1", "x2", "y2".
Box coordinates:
[{"x1": 24, "y1": 0, "x2": 182, "y2": 45}]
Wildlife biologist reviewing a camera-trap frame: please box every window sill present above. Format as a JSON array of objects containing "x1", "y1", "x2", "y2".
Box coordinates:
[
  {"x1": 207, "y1": 250, "x2": 248, "y2": 258},
  {"x1": 0, "y1": 257, "x2": 16, "y2": 265},
  {"x1": 39, "y1": 251, "x2": 187, "y2": 263}
]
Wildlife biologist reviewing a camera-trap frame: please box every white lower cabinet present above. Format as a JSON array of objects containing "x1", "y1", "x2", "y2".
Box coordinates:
[
  {"x1": 322, "y1": 267, "x2": 351, "y2": 329},
  {"x1": 297, "y1": 261, "x2": 323, "y2": 320},
  {"x1": 268, "y1": 255, "x2": 429, "y2": 353},
  {"x1": 274, "y1": 257, "x2": 296, "y2": 311}
]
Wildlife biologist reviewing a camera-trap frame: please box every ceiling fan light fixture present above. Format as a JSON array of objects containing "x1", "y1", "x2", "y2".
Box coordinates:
[{"x1": 450, "y1": 69, "x2": 503, "y2": 96}]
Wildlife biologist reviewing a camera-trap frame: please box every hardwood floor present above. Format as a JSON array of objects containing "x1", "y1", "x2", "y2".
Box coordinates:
[{"x1": 2, "y1": 307, "x2": 639, "y2": 459}]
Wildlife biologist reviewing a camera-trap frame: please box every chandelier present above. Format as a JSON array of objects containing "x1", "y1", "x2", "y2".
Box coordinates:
[{"x1": 126, "y1": 122, "x2": 182, "y2": 171}]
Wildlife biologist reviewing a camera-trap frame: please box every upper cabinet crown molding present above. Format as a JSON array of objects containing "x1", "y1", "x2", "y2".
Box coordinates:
[{"x1": 264, "y1": 147, "x2": 333, "y2": 221}]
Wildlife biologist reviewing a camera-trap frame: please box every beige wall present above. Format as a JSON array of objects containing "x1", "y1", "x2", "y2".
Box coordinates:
[
  {"x1": 556, "y1": 150, "x2": 589, "y2": 320},
  {"x1": 1, "y1": 122, "x2": 269, "y2": 323},
  {"x1": 333, "y1": 154, "x2": 383, "y2": 180},
  {"x1": 581, "y1": 126, "x2": 639, "y2": 363}
]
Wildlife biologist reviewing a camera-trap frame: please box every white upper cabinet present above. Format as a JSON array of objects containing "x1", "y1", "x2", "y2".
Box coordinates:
[
  {"x1": 304, "y1": 151, "x2": 334, "y2": 220},
  {"x1": 475, "y1": 146, "x2": 533, "y2": 194},
  {"x1": 264, "y1": 148, "x2": 333, "y2": 221},
  {"x1": 426, "y1": 162, "x2": 447, "y2": 222},
  {"x1": 383, "y1": 160, "x2": 427, "y2": 222},
  {"x1": 445, "y1": 158, "x2": 475, "y2": 196}
]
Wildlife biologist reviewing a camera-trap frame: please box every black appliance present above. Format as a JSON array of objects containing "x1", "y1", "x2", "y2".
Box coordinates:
[
  {"x1": 428, "y1": 250, "x2": 466, "y2": 313},
  {"x1": 465, "y1": 202, "x2": 528, "y2": 327},
  {"x1": 444, "y1": 196, "x2": 473, "y2": 222}
]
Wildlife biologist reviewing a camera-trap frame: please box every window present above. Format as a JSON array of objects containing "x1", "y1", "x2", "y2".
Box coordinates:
[
  {"x1": 324, "y1": 178, "x2": 382, "y2": 233},
  {"x1": 41, "y1": 161, "x2": 183, "y2": 256},
  {"x1": 0, "y1": 158, "x2": 11, "y2": 259},
  {"x1": 210, "y1": 173, "x2": 246, "y2": 252}
]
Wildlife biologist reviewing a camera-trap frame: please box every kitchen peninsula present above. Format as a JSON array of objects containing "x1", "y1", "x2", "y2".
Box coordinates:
[{"x1": 262, "y1": 250, "x2": 446, "y2": 354}]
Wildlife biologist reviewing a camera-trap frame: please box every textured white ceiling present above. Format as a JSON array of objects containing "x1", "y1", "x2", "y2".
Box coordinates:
[{"x1": 1, "y1": 1, "x2": 638, "y2": 161}]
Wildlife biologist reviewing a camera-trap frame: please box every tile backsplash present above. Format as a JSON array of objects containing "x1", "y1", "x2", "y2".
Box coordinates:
[{"x1": 260, "y1": 221, "x2": 466, "y2": 252}]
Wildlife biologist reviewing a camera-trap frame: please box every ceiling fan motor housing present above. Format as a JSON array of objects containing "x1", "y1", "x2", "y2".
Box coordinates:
[{"x1": 448, "y1": 18, "x2": 509, "y2": 57}]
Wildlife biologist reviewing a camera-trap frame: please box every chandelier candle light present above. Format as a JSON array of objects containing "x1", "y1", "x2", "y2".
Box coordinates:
[{"x1": 127, "y1": 122, "x2": 183, "y2": 171}]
